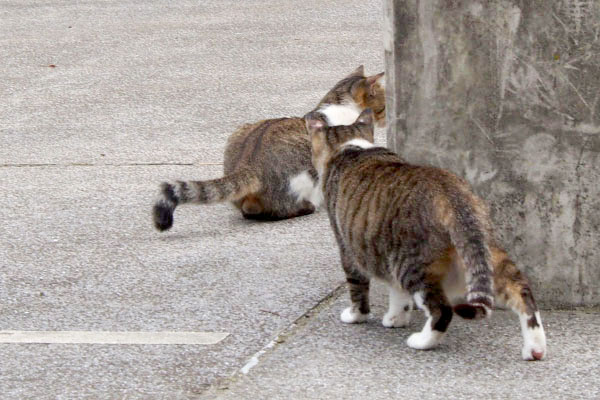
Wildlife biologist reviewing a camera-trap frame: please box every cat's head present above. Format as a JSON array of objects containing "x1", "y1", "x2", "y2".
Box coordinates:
[
  {"x1": 318, "y1": 66, "x2": 386, "y2": 126},
  {"x1": 305, "y1": 108, "x2": 375, "y2": 175}
]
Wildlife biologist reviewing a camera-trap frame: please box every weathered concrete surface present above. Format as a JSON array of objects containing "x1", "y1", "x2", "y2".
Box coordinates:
[
  {"x1": 0, "y1": 0, "x2": 385, "y2": 398},
  {"x1": 385, "y1": 0, "x2": 600, "y2": 306},
  {"x1": 205, "y1": 284, "x2": 600, "y2": 400},
  {"x1": 0, "y1": 165, "x2": 344, "y2": 398}
]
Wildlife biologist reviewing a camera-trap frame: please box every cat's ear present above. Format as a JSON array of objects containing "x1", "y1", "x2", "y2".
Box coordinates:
[
  {"x1": 357, "y1": 109, "x2": 375, "y2": 142},
  {"x1": 306, "y1": 119, "x2": 325, "y2": 132},
  {"x1": 348, "y1": 65, "x2": 365, "y2": 78},
  {"x1": 356, "y1": 108, "x2": 374, "y2": 126},
  {"x1": 305, "y1": 112, "x2": 327, "y2": 134},
  {"x1": 365, "y1": 72, "x2": 384, "y2": 95}
]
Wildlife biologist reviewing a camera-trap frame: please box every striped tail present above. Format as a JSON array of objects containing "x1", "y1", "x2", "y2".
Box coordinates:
[
  {"x1": 152, "y1": 168, "x2": 261, "y2": 231},
  {"x1": 447, "y1": 198, "x2": 495, "y2": 320}
]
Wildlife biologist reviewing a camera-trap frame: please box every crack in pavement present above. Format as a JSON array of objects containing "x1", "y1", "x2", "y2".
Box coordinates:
[{"x1": 200, "y1": 284, "x2": 347, "y2": 399}]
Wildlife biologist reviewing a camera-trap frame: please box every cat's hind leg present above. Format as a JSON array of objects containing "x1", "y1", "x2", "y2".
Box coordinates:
[
  {"x1": 406, "y1": 286, "x2": 453, "y2": 350},
  {"x1": 285, "y1": 200, "x2": 316, "y2": 219},
  {"x1": 492, "y1": 246, "x2": 546, "y2": 361},
  {"x1": 402, "y1": 258, "x2": 453, "y2": 350},
  {"x1": 340, "y1": 249, "x2": 370, "y2": 324},
  {"x1": 242, "y1": 197, "x2": 315, "y2": 221},
  {"x1": 382, "y1": 285, "x2": 412, "y2": 328},
  {"x1": 240, "y1": 194, "x2": 264, "y2": 216}
]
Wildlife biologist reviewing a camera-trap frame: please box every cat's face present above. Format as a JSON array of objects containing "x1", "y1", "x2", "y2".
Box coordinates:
[
  {"x1": 305, "y1": 109, "x2": 375, "y2": 175},
  {"x1": 320, "y1": 66, "x2": 386, "y2": 127},
  {"x1": 351, "y1": 71, "x2": 385, "y2": 127}
]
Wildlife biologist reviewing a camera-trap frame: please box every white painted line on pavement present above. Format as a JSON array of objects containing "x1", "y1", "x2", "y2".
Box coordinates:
[
  {"x1": 240, "y1": 339, "x2": 276, "y2": 374},
  {"x1": 0, "y1": 331, "x2": 229, "y2": 345}
]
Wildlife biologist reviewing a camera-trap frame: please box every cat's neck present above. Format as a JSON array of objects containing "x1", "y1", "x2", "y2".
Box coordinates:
[
  {"x1": 319, "y1": 141, "x2": 379, "y2": 180},
  {"x1": 317, "y1": 100, "x2": 361, "y2": 126}
]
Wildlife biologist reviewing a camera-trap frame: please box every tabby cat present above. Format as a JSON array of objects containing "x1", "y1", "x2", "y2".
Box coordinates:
[
  {"x1": 305, "y1": 109, "x2": 547, "y2": 361},
  {"x1": 153, "y1": 66, "x2": 385, "y2": 229}
]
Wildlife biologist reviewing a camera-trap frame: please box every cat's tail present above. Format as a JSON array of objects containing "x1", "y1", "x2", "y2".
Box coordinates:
[
  {"x1": 444, "y1": 194, "x2": 495, "y2": 320},
  {"x1": 152, "y1": 168, "x2": 261, "y2": 231}
]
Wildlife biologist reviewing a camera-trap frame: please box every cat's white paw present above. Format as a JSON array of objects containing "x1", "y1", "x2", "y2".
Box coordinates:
[
  {"x1": 406, "y1": 318, "x2": 443, "y2": 350},
  {"x1": 383, "y1": 285, "x2": 412, "y2": 328},
  {"x1": 382, "y1": 310, "x2": 410, "y2": 328},
  {"x1": 519, "y1": 312, "x2": 547, "y2": 361},
  {"x1": 521, "y1": 326, "x2": 547, "y2": 361},
  {"x1": 406, "y1": 330, "x2": 443, "y2": 350},
  {"x1": 340, "y1": 307, "x2": 368, "y2": 324}
]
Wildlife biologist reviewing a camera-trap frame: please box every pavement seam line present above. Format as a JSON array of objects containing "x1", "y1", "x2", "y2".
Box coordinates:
[
  {"x1": 0, "y1": 331, "x2": 230, "y2": 345},
  {"x1": 0, "y1": 162, "x2": 223, "y2": 168},
  {"x1": 201, "y1": 283, "x2": 348, "y2": 399}
]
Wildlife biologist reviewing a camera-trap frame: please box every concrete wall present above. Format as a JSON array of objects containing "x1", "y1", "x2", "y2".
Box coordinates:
[{"x1": 384, "y1": 0, "x2": 600, "y2": 307}]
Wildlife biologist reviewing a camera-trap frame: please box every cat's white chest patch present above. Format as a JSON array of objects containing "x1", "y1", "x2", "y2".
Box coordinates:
[
  {"x1": 289, "y1": 171, "x2": 323, "y2": 207},
  {"x1": 318, "y1": 102, "x2": 361, "y2": 126},
  {"x1": 343, "y1": 138, "x2": 374, "y2": 149}
]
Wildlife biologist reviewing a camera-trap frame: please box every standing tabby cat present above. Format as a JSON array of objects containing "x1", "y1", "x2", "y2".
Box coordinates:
[
  {"x1": 153, "y1": 66, "x2": 384, "y2": 229},
  {"x1": 305, "y1": 109, "x2": 547, "y2": 361}
]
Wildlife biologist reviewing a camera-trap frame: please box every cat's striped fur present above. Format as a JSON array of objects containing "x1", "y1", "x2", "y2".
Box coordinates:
[
  {"x1": 153, "y1": 66, "x2": 385, "y2": 229},
  {"x1": 306, "y1": 109, "x2": 546, "y2": 360}
]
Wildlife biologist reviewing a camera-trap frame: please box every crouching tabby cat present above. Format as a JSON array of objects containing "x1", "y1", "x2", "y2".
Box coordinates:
[
  {"x1": 153, "y1": 66, "x2": 385, "y2": 229},
  {"x1": 305, "y1": 109, "x2": 547, "y2": 361}
]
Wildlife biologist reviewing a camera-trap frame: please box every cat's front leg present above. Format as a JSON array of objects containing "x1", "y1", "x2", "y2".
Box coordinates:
[
  {"x1": 339, "y1": 248, "x2": 370, "y2": 324},
  {"x1": 382, "y1": 285, "x2": 412, "y2": 328},
  {"x1": 340, "y1": 306, "x2": 369, "y2": 324}
]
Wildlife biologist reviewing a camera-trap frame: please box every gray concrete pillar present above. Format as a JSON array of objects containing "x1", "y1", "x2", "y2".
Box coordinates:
[{"x1": 384, "y1": 0, "x2": 599, "y2": 307}]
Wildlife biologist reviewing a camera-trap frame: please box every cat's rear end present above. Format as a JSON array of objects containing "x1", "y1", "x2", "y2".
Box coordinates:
[
  {"x1": 223, "y1": 117, "x2": 320, "y2": 220},
  {"x1": 307, "y1": 110, "x2": 546, "y2": 360},
  {"x1": 152, "y1": 117, "x2": 319, "y2": 231}
]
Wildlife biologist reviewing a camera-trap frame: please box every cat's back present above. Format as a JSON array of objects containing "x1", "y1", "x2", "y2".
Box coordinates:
[
  {"x1": 224, "y1": 117, "x2": 310, "y2": 174},
  {"x1": 327, "y1": 146, "x2": 409, "y2": 192},
  {"x1": 331, "y1": 146, "x2": 470, "y2": 199},
  {"x1": 328, "y1": 147, "x2": 479, "y2": 236}
]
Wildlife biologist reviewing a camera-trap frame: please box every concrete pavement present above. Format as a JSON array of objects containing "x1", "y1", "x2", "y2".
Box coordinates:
[
  {"x1": 206, "y1": 285, "x2": 600, "y2": 400},
  {"x1": 1, "y1": 1, "x2": 598, "y2": 399}
]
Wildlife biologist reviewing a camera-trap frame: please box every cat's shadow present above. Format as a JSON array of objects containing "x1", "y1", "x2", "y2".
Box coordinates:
[
  {"x1": 152, "y1": 213, "x2": 281, "y2": 241},
  {"x1": 155, "y1": 231, "x2": 222, "y2": 241}
]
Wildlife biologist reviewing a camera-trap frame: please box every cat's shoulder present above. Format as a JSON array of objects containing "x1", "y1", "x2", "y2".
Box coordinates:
[{"x1": 337, "y1": 145, "x2": 403, "y2": 165}]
